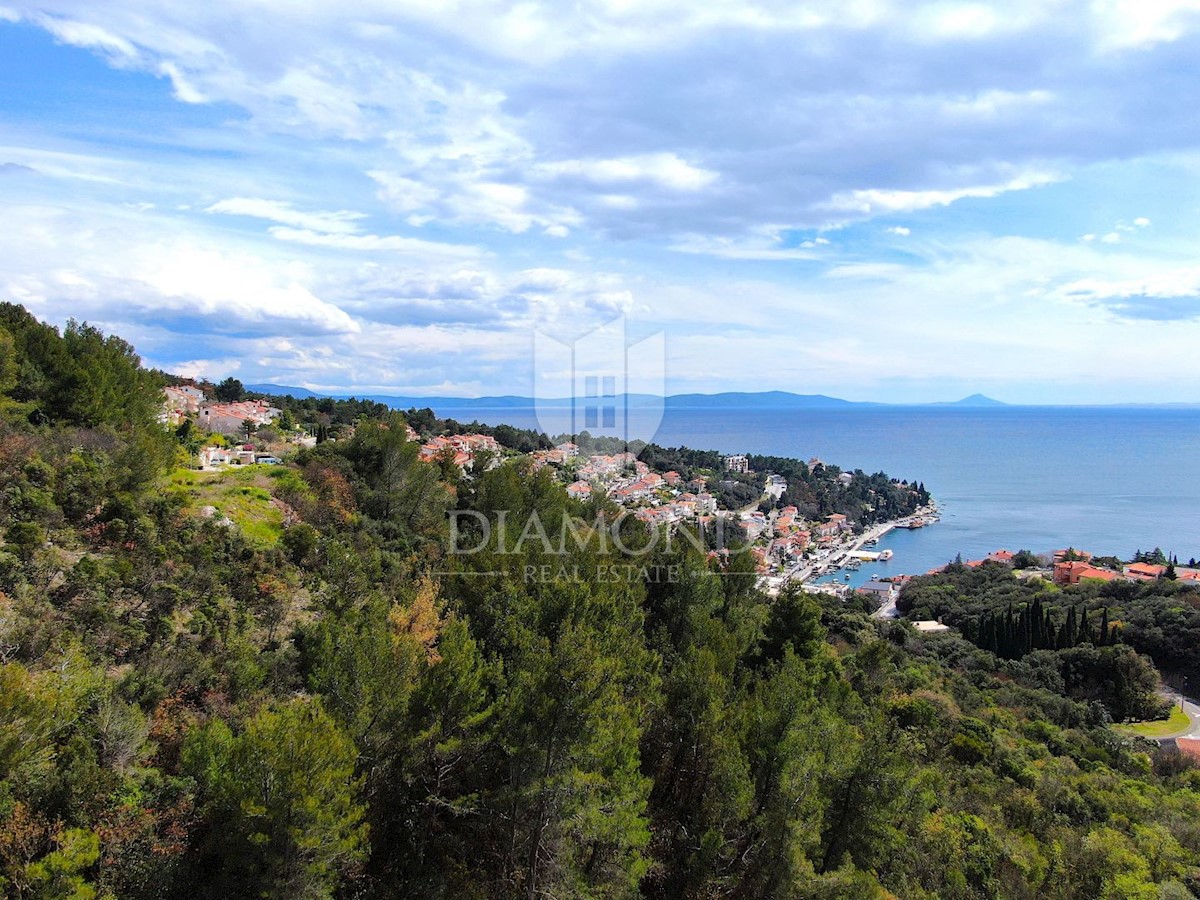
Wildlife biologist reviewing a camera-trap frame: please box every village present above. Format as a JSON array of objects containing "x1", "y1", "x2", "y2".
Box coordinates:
[
  {"x1": 166, "y1": 388, "x2": 1200, "y2": 613},
  {"x1": 160, "y1": 386, "x2": 934, "y2": 605}
]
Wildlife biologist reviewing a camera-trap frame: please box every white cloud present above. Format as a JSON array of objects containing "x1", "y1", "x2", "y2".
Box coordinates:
[
  {"x1": 0, "y1": 202, "x2": 361, "y2": 337},
  {"x1": 137, "y1": 245, "x2": 362, "y2": 334},
  {"x1": 157, "y1": 61, "x2": 206, "y2": 103},
  {"x1": 10, "y1": 0, "x2": 1200, "y2": 398},
  {"x1": 537, "y1": 153, "x2": 718, "y2": 191},
  {"x1": 1101, "y1": 232, "x2": 1121, "y2": 243},
  {"x1": 1092, "y1": 0, "x2": 1200, "y2": 49},
  {"x1": 1056, "y1": 266, "x2": 1200, "y2": 303},
  {"x1": 206, "y1": 197, "x2": 366, "y2": 235},
  {"x1": 34, "y1": 14, "x2": 137, "y2": 62},
  {"x1": 825, "y1": 171, "x2": 1060, "y2": 218},
  {"x1": 670, "y1": 231, "x2": 821, "y2": 260},
  {"x1": 367, "y1": 171, "x2": 442, "y2": 214},
  {"x1": 267, "y1": 227, "x2": 482, "y2": 258},
  {"x1": 938, "y1": 88, "x2": 1054, "y2": 118}
]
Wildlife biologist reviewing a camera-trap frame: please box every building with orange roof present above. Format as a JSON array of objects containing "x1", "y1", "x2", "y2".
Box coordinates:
[
  {"x1": 1055, "y1": 561, "x2": 1123, "y2": 585},
  {"x1": 1174, "y1": 738, "x2": 1200, "y2": 760},
  {"x1": 1124, "y1": 562, "x2": 1167, "y2": 580}
]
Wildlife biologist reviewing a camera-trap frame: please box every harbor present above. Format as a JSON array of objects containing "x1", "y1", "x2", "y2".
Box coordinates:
[{"x1": 763, "y1": 503, "x2": 940, "y2": 596}]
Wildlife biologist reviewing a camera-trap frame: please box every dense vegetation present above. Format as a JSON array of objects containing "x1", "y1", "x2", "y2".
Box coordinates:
[
  {"x1": 900, "y1": 562, "x2": 1200, "y2": 686},
  {"x1": 4, "y1": 304, "x2": 1200, "y2": 898}
]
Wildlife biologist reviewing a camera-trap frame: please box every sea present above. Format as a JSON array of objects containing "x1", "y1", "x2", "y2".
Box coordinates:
[{"x1": 436, "y1": 405, "x2": 1200, "y2": 588}]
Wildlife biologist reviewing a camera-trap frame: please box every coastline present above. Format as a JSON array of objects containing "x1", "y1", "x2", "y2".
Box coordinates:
[{"x1": 761, "y1": 501, "x2": 940, "y2": 597}]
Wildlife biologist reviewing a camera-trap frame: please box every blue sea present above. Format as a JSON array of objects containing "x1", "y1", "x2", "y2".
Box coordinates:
[{"x1": 438, "y1": 406, "x2": 1200, "y2": 585}]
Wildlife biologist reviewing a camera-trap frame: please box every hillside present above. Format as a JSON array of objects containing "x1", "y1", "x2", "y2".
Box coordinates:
[{"x1": 2, "y1": 303, "x2": 1200, "y2": 899}]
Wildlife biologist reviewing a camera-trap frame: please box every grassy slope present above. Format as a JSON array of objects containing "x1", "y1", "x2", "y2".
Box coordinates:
[
  {"x1": 1117, "y1": 703, "x2": 1192, "y2": 738},
  {"x1": 165, "y1": 465, "x2": 286, "y2": 546}
]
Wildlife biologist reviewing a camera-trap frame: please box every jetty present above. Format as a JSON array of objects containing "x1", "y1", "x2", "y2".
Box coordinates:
[{"x1": 774, "y1": 502, "x2": 939, "y2": 591}]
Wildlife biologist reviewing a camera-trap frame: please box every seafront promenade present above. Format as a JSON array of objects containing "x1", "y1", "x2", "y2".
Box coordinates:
[{"x1": 776, "y1": 503, "x2": 939, "y2": 589}]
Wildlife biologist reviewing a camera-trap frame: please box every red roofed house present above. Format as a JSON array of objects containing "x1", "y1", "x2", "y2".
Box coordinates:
[
  {"x1": 1124, "y1": 562, "x2": 1167, "y2": 580},
  {"x1": 1055, "y1": 561, "x2": 1122, "y2": 585}
]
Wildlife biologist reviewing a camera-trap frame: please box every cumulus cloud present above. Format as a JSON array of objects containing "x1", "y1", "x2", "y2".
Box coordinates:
[
  {"x1": 12, "y1": 0, "x2": 1198, "y2": 242},
  {"x1": 8, "y1": 0, "x2": 1200, "y2": 397},
  {"x1": 0, "y1": 203, "x2": 360, "y2": 337}
]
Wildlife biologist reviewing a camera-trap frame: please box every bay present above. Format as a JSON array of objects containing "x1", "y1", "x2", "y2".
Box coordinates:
[{"x1": 435, "y1": 405, "x2": 1200, "y2": 583}]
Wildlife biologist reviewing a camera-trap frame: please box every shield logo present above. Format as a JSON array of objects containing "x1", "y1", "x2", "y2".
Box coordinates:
[{"x1": 533, "y1": 316, "x2": 665, "y2": 453}]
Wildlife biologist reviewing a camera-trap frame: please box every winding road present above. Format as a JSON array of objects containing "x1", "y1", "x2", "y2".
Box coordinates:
[{"x1": 1154, "y1": 692, "x2": 1200, "y2": 742}]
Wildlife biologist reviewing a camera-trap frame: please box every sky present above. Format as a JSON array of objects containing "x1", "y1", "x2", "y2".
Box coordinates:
[{"x1": 1, "y1": 1, "x2": 1200, "y2": 403}]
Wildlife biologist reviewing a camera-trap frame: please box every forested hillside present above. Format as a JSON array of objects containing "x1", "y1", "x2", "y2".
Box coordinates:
[
  {"x1": 900, "y1": 563, "x2": 1200, "y2": 687},
  {"x1": 3, "y1": 303, "x2": 1200, "y2": 899}
]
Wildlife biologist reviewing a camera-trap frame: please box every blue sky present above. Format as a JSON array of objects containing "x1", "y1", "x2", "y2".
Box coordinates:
[{"x1": 2, "y1": 2, "x2": 1200, "y2": 403}]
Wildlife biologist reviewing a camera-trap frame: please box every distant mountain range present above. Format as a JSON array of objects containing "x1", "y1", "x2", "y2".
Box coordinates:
[{"x1": 246, "y1": 384, "x2": 1007, "y2": 409}]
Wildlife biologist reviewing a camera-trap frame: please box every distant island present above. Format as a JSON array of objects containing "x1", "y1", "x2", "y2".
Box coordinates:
[
  {"x1": 247, "y1": 384, "x2": 1008, "y2": 410},
  {"x1": 932, "y1": 393, "x2": 1006, "y2": 407}
]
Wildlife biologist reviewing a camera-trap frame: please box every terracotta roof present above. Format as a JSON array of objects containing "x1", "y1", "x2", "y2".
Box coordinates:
[
  {"x1": 1175, "y1": 738, "x2": 1200, "y2": 759},
  {"x1": 1126, "y1": 563, "x2": 1167, "y2": 578}
]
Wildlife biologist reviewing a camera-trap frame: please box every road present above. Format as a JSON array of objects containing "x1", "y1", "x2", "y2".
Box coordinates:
[
  {"x1": 873, "y1": 590, "x2": 900, "y2": 620},
  {"x1": 1154, "y1": 691, "x2": 1200, "y2": 742}
]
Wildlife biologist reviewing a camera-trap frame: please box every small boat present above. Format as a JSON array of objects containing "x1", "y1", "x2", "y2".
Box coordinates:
[
  {"x1": 879, "y1": 549, "x2": 894, "y2": 560},
  {"x1": 844, "y1": 574, "x2": 851, "y2": 581}
]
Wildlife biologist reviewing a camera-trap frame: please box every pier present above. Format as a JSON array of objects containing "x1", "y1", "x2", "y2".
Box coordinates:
[{"x1": 774, "y1": 503, "x2": 939, "y2": 591}]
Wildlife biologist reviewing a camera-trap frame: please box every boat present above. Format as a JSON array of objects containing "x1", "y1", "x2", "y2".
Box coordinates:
[
  {"x1": 844, "y1": 574, "x2": 851, "y2": 581},
  {"x1": 879, "y1": 549, "x2": 894, "y2": 560}
]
